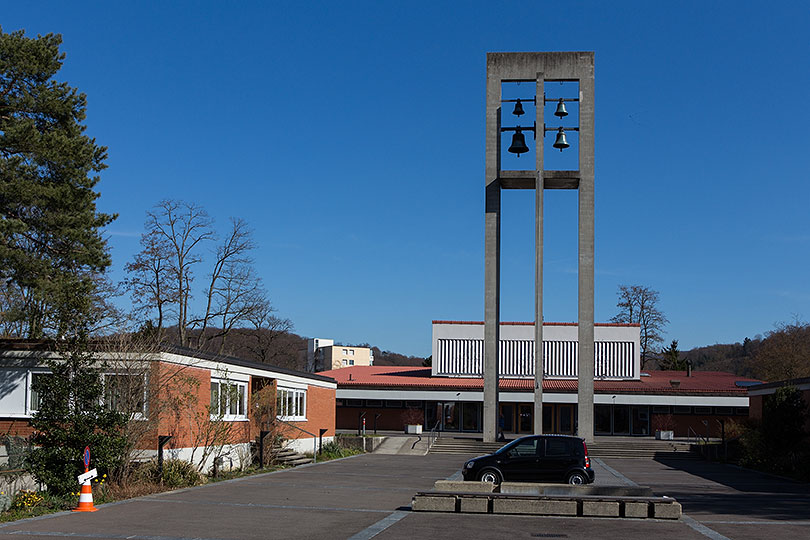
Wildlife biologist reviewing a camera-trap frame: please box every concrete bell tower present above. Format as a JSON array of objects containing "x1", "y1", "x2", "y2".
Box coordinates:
[{"x1": 484, "y1": 52, "x2": 595, "y2": 443}]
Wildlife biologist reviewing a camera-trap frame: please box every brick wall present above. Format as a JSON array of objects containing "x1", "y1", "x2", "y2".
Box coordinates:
[
  {"x1": 280, "y1": 385, "x2": 335, "y2": 440},
  {"x1": 336, "y1": 407, "x2": 413, "y2": 431},
  {"x1": 0, "y1": 420, "x2": 34, "y2": 438}
]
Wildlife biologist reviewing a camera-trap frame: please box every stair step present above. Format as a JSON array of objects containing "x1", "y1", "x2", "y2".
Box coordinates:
[{"x1": 428, "y1": 437, "x2": 700, "y2": 460}]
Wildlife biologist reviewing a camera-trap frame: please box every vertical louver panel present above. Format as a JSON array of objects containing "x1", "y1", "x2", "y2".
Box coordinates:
[{"x1": 436, "y1": 338, "x2": 635, "y2": 379}]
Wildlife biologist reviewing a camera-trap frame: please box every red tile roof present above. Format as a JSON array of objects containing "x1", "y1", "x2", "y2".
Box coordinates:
[
  {"x1": 317, "y1": 365, "x2": 761, "y2": 395},
  {"x1": 432, "y1": 320, "x2": 640, "y2": 327}
]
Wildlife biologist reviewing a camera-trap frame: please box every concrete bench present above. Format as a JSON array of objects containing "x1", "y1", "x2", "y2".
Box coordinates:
[{"x1": 412, "y1": 490, "x2": 681, "y2": 519}]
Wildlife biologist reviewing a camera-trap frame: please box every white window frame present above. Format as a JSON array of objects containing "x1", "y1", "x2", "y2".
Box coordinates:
[
  {"x1": 104, "y1": 372, "x2": 148, "y2": 420},
  {"x1": 27, "y1": 370, "x2": 52, "y2": 415},
  {"x1": 210, "y1": 379, "x2": 248, "y2": 421},
  {"x1": 276, "y1": 387, "x2": 307, "y2": 421}
]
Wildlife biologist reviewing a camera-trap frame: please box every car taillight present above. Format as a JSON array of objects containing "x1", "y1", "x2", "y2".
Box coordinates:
[{"x1": 583, "y1": 441, "x2": 590, "y2": 468}]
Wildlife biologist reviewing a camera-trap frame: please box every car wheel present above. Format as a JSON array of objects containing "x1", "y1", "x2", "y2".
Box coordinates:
[
  {"x1": 478, "y1": 469, "x2": 502, "y2": 485},
  {"x1": 567, "y1": 471, "x2": 586, "y2": 485}
]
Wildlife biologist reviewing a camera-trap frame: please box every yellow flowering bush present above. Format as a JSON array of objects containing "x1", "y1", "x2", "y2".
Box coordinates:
[{"x1": 11, "y1": 490, "x2": 44, "y2": 510}]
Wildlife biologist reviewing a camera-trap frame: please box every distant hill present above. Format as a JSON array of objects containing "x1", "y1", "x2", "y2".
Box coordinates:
[
  {"x1": 681, "y1": 337, "x2": 760, "y2": 378},
  {"x1": 150, "y1": 327, "x2": 427, "y2": 372}
]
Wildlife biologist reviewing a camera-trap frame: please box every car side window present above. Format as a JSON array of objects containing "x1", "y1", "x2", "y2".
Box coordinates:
[
  {"x1": 545, "y1": 439, "x2": 572, "y2": 457},
  {"x1": 508, "y1": 438, "x2": 538, "y2": 457}
]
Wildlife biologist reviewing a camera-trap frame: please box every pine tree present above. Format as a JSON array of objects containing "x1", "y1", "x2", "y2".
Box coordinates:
[
  {"x1": 0, "y1": 27, "x2": 126, "y2": 495},
  {"x1": 0, "y1": 27, "x2": 114, "y2": 337}
]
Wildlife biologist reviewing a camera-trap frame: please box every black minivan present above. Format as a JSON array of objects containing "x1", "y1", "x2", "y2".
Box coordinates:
[{"x1": 461, "y1": 434, "x2": 594, "y2": 485}]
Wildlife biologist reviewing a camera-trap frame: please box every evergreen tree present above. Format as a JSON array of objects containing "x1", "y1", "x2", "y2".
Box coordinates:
[
  {"x1": 27, "y1": 338, "x2": 128, "y2": 496},
  {"x1": 0, "y1": 27, "x2": 114, "y2": 337},
  {"x1": 660, "y1": 339, "x2": 686, "y2": 371},
  {"x1": 0, "y1": 28, "x2": 126, "y2": 494}
]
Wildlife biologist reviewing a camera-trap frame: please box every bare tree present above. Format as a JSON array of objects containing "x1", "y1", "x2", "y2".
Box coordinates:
[
  {"x1": 95, "y1": 334, "x2": 200, "y2": 483},
  {"x1": 124, "y1": 230, "x2": 177, "y2": 338},
  {"x1": 749, "y1": 318, "x2": 810, "y2": 382},
  {"x1": 134, "y1": 201, "x2": 215, "y2": 347},
  {"x1": 125, "y1": 201, "x2": 287, "y2": 356},
  {"x1": 193, "y1": 218, "x2": 267, "y2": 353},
  {"x1": 611, "y1": 285, "x2": 668, "y2": 369},
  {"x1": 239, "y1": 299, "x2": 295, "y2": 365}
]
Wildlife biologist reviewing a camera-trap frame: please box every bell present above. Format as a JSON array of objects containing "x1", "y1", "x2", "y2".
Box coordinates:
[
  {"x1": 554, "y1": 98, "x2": 568, "y2": 118},
  {"x1": 552, "y1": 128, "x2": 569, "y2": 151},
  {"x1": 508, "y1": 129, "x2": 529, "y2": 155},
  {"x1": 512, "y1": 98, "x2": 525, "y2": 117}
]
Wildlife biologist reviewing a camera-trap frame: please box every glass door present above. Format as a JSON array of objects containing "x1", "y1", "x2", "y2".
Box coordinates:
[
  {"x1": 557, "y1": 405, "x2": 574, "y2": 434},
  {"x1": 518, "y1": 404, "x2": 533, "y2": 433}
]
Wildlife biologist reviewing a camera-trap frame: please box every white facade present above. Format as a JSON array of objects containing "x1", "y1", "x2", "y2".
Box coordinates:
[
  {"x1": 432, "y1": 322, "x2": 641, "y2": 380},
  {"x1": 306, "y1": 337, "x2": 334, "y2": 372}
]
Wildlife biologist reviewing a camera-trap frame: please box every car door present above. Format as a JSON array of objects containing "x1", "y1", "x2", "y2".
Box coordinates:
[
  {"x1": 538, "y1": 437, "x2": 578, "y2": 482},
  {"x1": 496, "y1": 436, "x2": 541, "y2": 482}
]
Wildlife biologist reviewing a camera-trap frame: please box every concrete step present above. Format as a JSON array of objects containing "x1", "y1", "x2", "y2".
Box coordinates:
[
  {"x1": 429, "y1": 437, "x2": 699, "y2": 460},
  {"x1": 270, "y1": 447, "x2": 313, "y2": 466}
]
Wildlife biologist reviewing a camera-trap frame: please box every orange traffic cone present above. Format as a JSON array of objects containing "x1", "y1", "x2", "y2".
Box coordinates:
[{"x1": 73, "y1": 479, "x2": 98, "y2": 512}]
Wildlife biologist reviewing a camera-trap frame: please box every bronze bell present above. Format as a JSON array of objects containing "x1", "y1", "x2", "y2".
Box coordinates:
[
  {"x1": 512, "y1": 98, "x2": 525, "y2": 117},
  {"x1": 508, "y1": 129, "x2": 529, "y2": 155},
  {"x1": 554, "y1": 98, "x2": 568, "y2": 118},
  {"x1": 552, "y1": 127, "x2": 569, "y2": 151}
]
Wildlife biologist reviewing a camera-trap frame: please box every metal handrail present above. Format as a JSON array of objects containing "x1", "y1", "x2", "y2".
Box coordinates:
[
  {"x1": 427, "y1": 419, "x2": 441, "y2": 450},
  {"x1": 270, "y1": 418, "x2": 319, "y2": 462},
  {"x1": 687, "y1": 426, "x2": 708, "y2": 447}
]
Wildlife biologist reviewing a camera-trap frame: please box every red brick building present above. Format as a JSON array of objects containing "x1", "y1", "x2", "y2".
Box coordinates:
[
  {"x1": 0, "y1": 342, "x2": 336, "y2": 471},
  {"x1": 320, "y1": 321, "x2": 761, "y2": 439}
]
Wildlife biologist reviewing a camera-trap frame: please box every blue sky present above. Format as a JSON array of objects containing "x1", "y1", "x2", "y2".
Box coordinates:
[{"x1": 4, "y1": 1, "x2": 809, "y2": 357}]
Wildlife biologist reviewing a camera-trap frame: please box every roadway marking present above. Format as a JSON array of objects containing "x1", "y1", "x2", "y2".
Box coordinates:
[
  {"x1": 682, "y1": 515, "x2": 732, "y2": 540},
  {"x1": 0, "y1": 531, "x2": 233, "y2": 540},
  {"x1": 592, "y1": 458, "x2": 638, "y2": 486},
  {"x1": 593, "y1": 458, "x2": 732, "y2": 540},
  {"x1": 701, "y1": 520, "x2": 810, "y2": 526},
  {"x1": 346, "y1": 510, "x2": 409, "y2": 540},
  {"x1": 152, "y1": 498, "x2": 393, "y2": 514}
]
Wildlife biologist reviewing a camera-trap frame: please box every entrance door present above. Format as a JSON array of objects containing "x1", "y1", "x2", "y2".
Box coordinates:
[
  {"x1": 499, "y1": 404, "x2": 515, "y2": 433},
  {"x1": 518, "y1": 404, "x2": 533, "y2": 433},
  {"x1": 557, "y1": 405, "x2": 574, "y2": 435}
]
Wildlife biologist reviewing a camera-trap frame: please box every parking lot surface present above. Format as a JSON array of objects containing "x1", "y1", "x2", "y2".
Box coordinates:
[{"x1": 0, "y1": 452, "x2": 807, "y2": 540}]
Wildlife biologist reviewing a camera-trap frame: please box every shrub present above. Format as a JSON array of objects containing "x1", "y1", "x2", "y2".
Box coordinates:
[
  {"x1": 137, "y1": 459, "x2": 202, "y2": 489},
  {"x1": 318, "y1": 441, "x2": 361, "y2": 461}
]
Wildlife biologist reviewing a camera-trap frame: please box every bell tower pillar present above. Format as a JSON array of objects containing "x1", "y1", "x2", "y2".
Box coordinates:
[{"x1": 484, "y1": 52, "x2": 595, "y2": 443}]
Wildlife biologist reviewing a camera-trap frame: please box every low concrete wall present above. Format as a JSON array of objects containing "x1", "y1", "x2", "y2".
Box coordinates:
[
  {"x1": 337, "y1": 436, "x2": 385, "y2": 453},
  {"x1": 412, "y1": 491, "x2": 682, "y2": 520},
  {"x1": 0, "y1": 470, "x2": 39, "y2": 499},
  {"x1": 500, "y1": 482, "x2": 653, "y2": 497}
]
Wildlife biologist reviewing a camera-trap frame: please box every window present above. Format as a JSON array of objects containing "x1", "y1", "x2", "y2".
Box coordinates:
[
  {"x1": 105, "y1": 374, "x2": 147, "y2": 418},
  {"x1": 348, "y1": 359, "x2": 354, "y2": 366},
  {"x1": 276, "y1": 387, "x2": 306, "y2": 420},
  {"x1": 546, "y1": 438, "x2": 573, "y2": 457},
  {"x1": 210, "y1": 380, "x2": 247, "y2": 420},
  {"x1": 652, "y1": 406, "x2": 670, "y2": 414},
  {"x1": 734, "y1": 407, "x2": 749, "y2": 416},
  {"x1": 693, "y1": 406, "x2": 711, "y2": 415},
  {"x1": 29, "y1": 372, "x2": 52, "y2": 413},
  {"x1": 508, "y1": 438, "x2": 538, "y2": 457},
  {"x1": 365, "y1": 400, "x2": 383, "y2": 407},
  {"x1": 714, "y1": 407, "x2": 733, "y2": 415},
  {"x1": 385, "y1": 400, "x2": 403, "y2": 408},
  {"x1": 673, "y1": 406, "x2": 691, "y2": 415},
  {"x1": 345, "y1": 399, "x2": 363, "y2": 407}
]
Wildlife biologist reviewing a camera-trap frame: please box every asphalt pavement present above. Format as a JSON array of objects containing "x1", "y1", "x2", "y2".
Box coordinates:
[{"x1": 0, "y1": 449, "x2": 807, "y2": 540}]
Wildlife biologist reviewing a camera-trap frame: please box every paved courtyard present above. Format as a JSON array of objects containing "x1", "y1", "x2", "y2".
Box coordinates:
[{"x1": 0, "y1": 451, "x2": 807, "y2": 540}]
